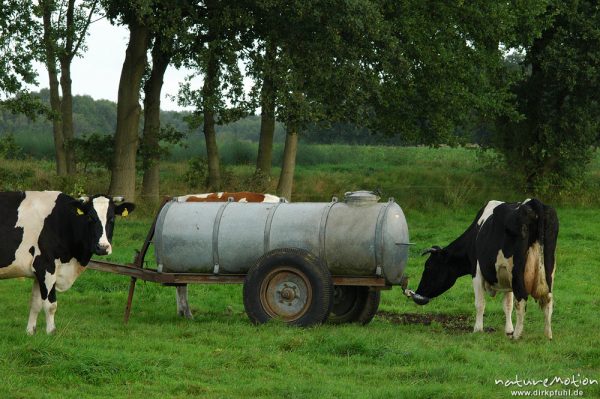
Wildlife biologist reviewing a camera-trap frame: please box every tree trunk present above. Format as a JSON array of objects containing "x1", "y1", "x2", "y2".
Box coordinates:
[
  {"x1": 524, "y1": 34, "x2": 548, "y2": 193},
  {"x1": 109, "y1": 20, "x2": 150, "y2": 201},
  {"x1": 255, "y1": 42, "x2": 276, "y2": 177},
  {"x1": 276, "y1": 126, "x2": 298, "y2": 201},
  {"x1": 202, "y1": 43, "x2": 221, "y2": 191},
  {"x1": 41, "y1": 0, "x2": 67, "y2": 176},
  {"x1": 203, "y1": 108, "x2": 221, "y2": 191},
  {"x1": 59, "y1": 0, "x2": 76, "y2": 174},
  {"x1": 141, "y1": 38, "x2": 171, "y2": 202},
  {"x1": 59, "y1": 60, "x2": 76, "y2": 174}
]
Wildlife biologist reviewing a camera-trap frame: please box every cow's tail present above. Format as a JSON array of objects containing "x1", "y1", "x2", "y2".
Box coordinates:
[
  {"x1": 527, "y1": 198, "x2": 546, "y2": 261},
  {"x1": 528, "y1": 198, "x2": 559, "y2": 296}
]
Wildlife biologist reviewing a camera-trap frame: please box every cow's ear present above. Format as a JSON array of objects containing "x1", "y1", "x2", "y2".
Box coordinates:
[
  {"x1": 421, "y1": 246, "x2": 443, "y2": 256},
  {"x1": 115, "y1": 202, "x2": 135, "y2": 217},
  {"x1": 69, "y1": 200, "x2": 87, "y2": 216}
]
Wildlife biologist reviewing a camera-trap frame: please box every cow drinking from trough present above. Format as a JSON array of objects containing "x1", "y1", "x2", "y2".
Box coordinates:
[
  {"x1": 409, "y1": 199, "x2": 558, "y2": 339},
  {"x1": 174, "y1": 192, "x2": 283, "y2": 318},
  {"x1": 0, "y1": 191, "x2": 134, "y2": 334}
]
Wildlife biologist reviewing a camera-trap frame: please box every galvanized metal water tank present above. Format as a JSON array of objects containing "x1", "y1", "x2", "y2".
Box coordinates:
[{"x1": 154, "y1": 191, "x2": 410, "y2": 285}]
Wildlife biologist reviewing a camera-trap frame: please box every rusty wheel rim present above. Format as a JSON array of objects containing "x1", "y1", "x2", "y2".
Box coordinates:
[{"x1": 259, "y1": 266, "x2": 312, "y2": 321}]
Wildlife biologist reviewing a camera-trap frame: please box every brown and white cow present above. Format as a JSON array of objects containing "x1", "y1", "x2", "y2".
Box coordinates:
[
  {"x1": 178, "y1": 192, "x2": 282, "y2": 203},
  {"x1": 409, "y1": 199, "x2": 558, "y2": 340},
  {"x1": 174, "y1": 192, "x2": 283, "y2": 318},
  {"x1": 0, "y1": 191, "x2": 134, "y2": 334}
]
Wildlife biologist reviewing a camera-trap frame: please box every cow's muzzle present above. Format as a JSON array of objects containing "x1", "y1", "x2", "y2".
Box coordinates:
[
  {"x1": 95, "y1": 243, "x2": 111, "y2": 256},
  {"x1": 407, "y1": 290, "x2": 430, "y2": 305}
]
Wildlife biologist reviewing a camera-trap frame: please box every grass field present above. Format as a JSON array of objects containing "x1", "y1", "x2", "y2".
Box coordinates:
[{"x1": 1, "y1": 146, "x2": 599, "y2": 398}]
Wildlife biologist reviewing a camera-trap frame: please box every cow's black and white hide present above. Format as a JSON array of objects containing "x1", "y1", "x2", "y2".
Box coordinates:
[
  {"x1": 411, "y1": 198, "x2": 558, "y2": 340},
  {"x1": 0, "y1": 191, "x2": 134, "y2": 334}
]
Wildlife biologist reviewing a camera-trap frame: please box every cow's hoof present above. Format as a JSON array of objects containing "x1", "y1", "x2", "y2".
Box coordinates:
[
  {"x1": 46, "y1": 327, "x2": 56, "y2": 335},
  {"x1": 26, "y1": 326, "x2": 36, "y2": 336},
  {"x1": 505, "y1": 331, "x2": 514, "y2": 337},
  {"x1": 473, "y1": 326, "x2": 484, "y2": 333},
  {"x1": 178, "y1": 310, "x2": 193, "y2": 319},
  {"x1": 511, "y1": 334, "x2": 522, "y2": 340}
]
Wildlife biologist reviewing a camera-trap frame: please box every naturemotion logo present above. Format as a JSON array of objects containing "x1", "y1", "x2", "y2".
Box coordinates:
[{"x1": 494, "y1": 374, "x2": 598, "y2": 389}]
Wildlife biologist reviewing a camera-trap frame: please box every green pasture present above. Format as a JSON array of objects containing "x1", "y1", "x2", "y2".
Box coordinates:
[
  {"x1": 1, "y1": 146, "x2": 599, "y2": 398},
  {"x1": 1, "y1": 208, "x2": 598, "y2": 398}
]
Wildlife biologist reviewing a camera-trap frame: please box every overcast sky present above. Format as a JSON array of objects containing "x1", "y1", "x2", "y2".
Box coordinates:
[{"x1": 33, "y1": 17, "x2": 194, "y2": 111}]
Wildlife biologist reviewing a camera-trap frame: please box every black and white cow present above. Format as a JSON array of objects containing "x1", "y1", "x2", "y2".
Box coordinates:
[
  {"x1": 409, "y1": 199, "x2": 558, "y2": 340},
  {"x1": 0, "y1": 191, "x2": 134, "y2": 334}
]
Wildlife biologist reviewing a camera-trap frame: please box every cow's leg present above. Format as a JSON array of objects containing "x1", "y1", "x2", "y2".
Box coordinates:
[
  {"x1": 26, "y1": 280, "x2": 43, "y2": 335},
  {"x1": 42, "y1": 273, "x2": 58, "y2": 334},
  {"x1": 540, "y1": 293, "x2": 553, "y2": 340},
  {"x1": 539, "y1": 260, "x2": 556, "y2": 340},
  {"x1": 33, "y1": 259, "x2": 58, "y2": 335},
  {"x1": 472, "y1": 265, "x2": 486, "y2": 332},
  {"x1": 503, "y1": 291, "x2": 514, "y2": 336},
  {"x1": 176, "y1": 285, "x2": 193, "y2": 319},
  {"x1": 513, "y1": 298, "x2": 527, "y2": 339}
]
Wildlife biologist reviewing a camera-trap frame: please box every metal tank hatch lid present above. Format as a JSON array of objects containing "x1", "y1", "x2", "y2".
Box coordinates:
[{"x1": 344, "y1": 190, "x2": 381, "y2": 205}]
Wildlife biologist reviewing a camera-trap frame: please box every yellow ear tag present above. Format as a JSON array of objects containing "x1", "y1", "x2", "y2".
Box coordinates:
[
  {"x1": 122, "y1": 209, "x2": 129, "y2": 217},
  {"x1": 76, "y1": 208, "x2": 84, "y2": 216}
]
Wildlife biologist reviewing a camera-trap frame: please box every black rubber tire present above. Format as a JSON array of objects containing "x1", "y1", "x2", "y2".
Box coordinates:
[
  {"x1": 328, "y1": 286, "x2": 381, "y2": 325},
  {"x1": 243, "y1": 248, "x2": 333, "y2": 327}
]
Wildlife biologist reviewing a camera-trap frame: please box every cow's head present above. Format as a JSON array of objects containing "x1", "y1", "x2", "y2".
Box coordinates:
[
  {"x1": 71, "y1": 195, "x2": 135, "y2": 256},
  {"x1": 411, "y1": 246, "x2": 460, "y2": 305}
]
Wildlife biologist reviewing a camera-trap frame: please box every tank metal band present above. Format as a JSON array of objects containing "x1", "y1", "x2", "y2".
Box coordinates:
[
  {"x1": 212, "y1": 198, "x2": 234, "y2": 274},
  {"x1": 374, "y1": 198, "x2": 395, "y2": 277},
  {"x1": 318, "y1": 197, "x2": 338, "y2": 264},
  {"x1": 263, "y1": 199, "x2": 285, "y2": 253}
]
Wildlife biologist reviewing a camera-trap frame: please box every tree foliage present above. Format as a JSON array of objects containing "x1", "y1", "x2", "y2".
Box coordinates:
[
  {"x1": 0, "y1": 1, "x2": 47, "y2": 118},
  {"x1": 495, "y1": 0, "x2": 600, "y2": 191},
  {"x1": 0, "y1": 1, "x2": 39, "y2": 93},
  {"x1": 366, "y1": 0, "x2": 551, "y2": 144},
  {"x1": 3, "y1": 0, "x2": 598, "y2": 198}
]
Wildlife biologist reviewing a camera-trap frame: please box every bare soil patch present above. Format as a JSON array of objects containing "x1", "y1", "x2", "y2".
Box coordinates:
[{"x1": 377, "y1": 311, "x2": 496, "y2": 333}]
